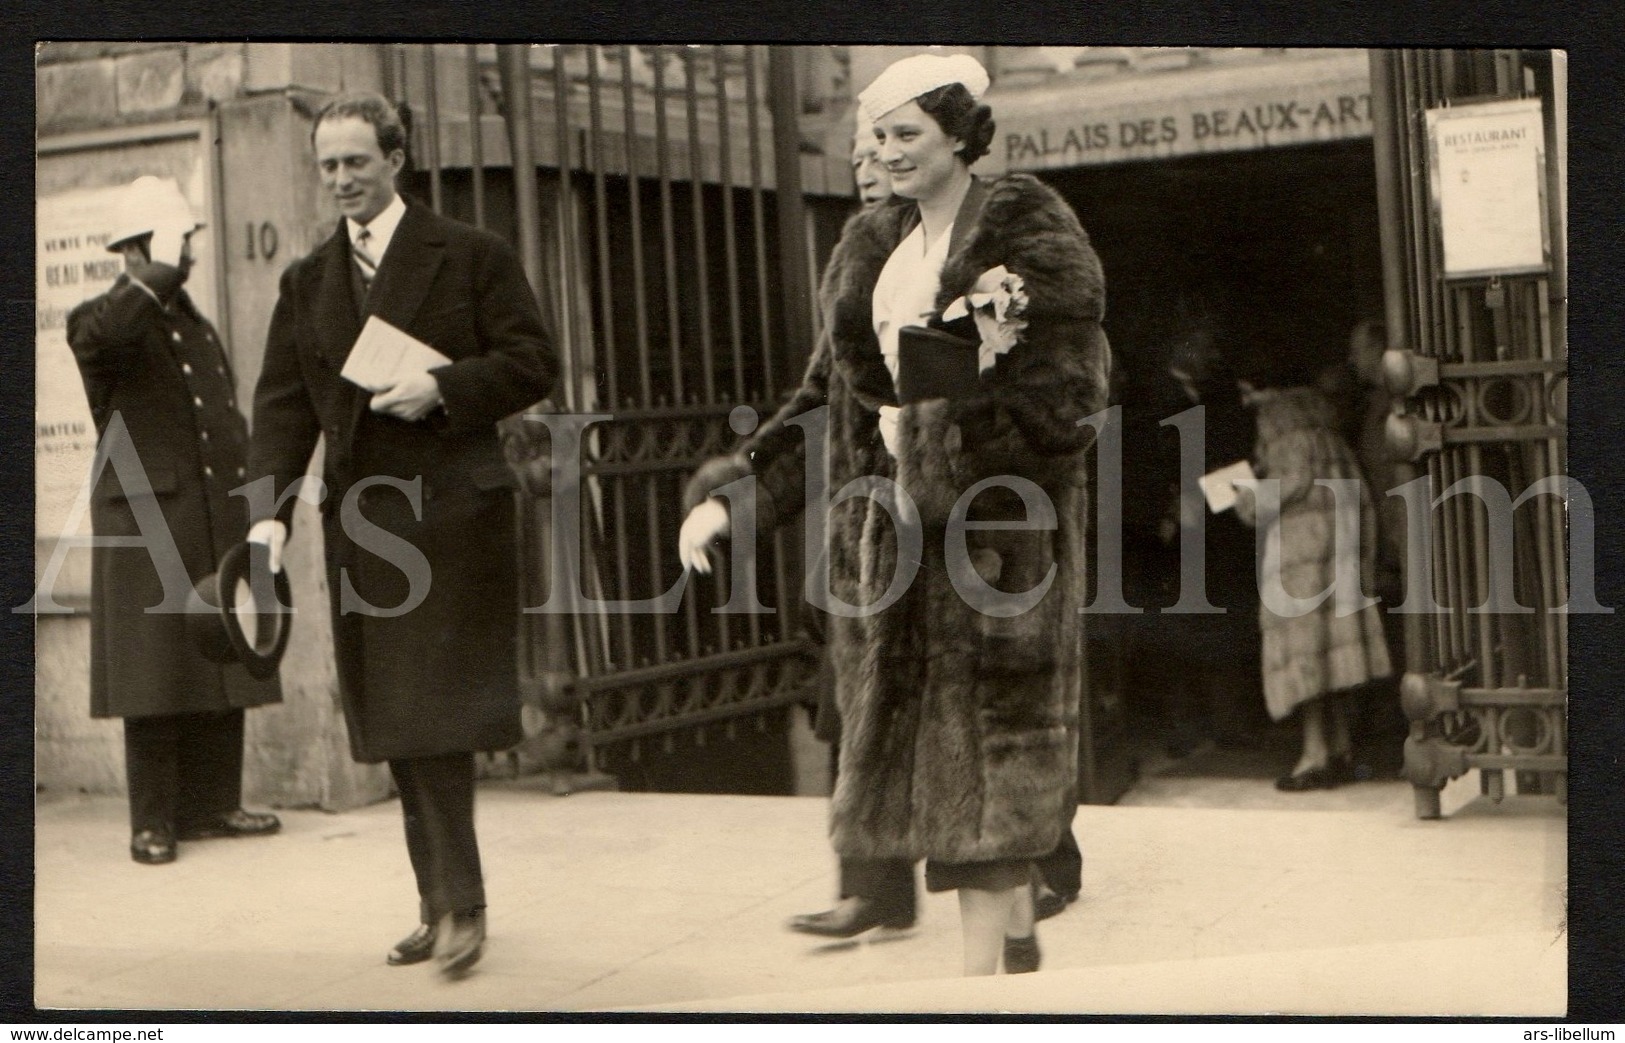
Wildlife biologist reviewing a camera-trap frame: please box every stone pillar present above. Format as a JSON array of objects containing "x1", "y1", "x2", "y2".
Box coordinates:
[{"x1": 217, "y1": 90, "x2": 390, "y2": 811}]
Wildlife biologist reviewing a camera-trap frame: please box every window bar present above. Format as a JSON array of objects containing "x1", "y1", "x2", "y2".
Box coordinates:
[
  {"x1": 552, "y1": 46, "x2": 580, "y2": 413},
  {"x1": 682, "y1": 49, "x2": 731, "y2": 656},
  {"x1": 422, "y1": 45, "x2": 443, "y2": 214},
  {"x1": 623, "y1": 47, "x2": 668, "y2": 669},
  {"x1": 587, "y1": 47, "x2": 635, "y2": 668},
  {"x1": 651, "y1": 49, "x2": 703, "y2": 659},
  {"x1": 745, "y1": 46, "x2": 775, "y2": 399},
  {"x1": 715, "y1": 45, "x2": 748, "y2": 405},
  {"x1": 714, "y1": 46, "x2": 758, "y2": 648},
  {"x1": 623, "y1": 46, "x2": 653, "y2": 410},
  {"x1": 653, "y1": 48, "x2": 686, "y2": 408},
  {"x1": 466, "y1": 44, "x2": 485, "y2": 230},
  {"x1": 556, "y1": 46, "x2": 616, "y2": 675},
  {"x1": 685, "y1": 49, "x2": 718, "y2": 406}
]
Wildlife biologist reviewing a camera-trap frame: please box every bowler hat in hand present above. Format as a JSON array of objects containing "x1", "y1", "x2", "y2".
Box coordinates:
[{"x1": 187, "y1": 540, "x2": 292, "y2": 680}]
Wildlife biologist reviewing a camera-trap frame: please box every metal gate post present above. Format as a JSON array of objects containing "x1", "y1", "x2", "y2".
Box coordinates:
[{"x1": 768, "y1": 49, "x2": 815, "y2": 382}]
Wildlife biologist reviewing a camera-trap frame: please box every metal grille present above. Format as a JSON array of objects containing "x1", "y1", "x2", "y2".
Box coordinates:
[
  {"x1": 388, "y1": 44, "x2": 822, "y2": 768},
  {"x1": 1370, "y1": 49, "x2": 1567, "y2": 817}
]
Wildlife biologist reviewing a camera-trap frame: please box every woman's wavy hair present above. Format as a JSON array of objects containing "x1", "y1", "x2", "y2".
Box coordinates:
[{"x1": 914, "y1": 82, "x2": 996, "y2": 166}]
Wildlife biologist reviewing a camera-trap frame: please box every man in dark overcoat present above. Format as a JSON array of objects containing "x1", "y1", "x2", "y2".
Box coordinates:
[
  {"x1": 244, "y1": 92, "x2": 556, "y2": 978},
  {"x1": 66, "y1": 175, "x2": 283, "y2": 867}
]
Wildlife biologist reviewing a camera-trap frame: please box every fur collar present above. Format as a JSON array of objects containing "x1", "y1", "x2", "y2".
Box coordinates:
[{"x1": 825, "y1": 174, "x2": 1105, "y2": 409}]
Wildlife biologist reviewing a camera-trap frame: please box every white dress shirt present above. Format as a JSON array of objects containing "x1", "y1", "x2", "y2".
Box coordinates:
[
  {"x1": 347, "y1": 192, "x2": 407, "y2": 265},
  {"x1": 871, "y1": 220, "x2": 954, "y2": 384}
]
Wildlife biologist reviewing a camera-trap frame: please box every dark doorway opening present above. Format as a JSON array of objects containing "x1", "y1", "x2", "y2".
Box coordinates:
[
  {"x1": 1044, "y1": 140, "x2": 1405, "y2": 793},
  {"x1": 1046, "y1": 139, "x2": 1386, "y2": 386}
]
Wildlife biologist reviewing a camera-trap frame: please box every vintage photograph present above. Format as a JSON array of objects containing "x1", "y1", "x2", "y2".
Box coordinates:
[{"x1": 31, "y1": 43, "x2": 1570, "y2": 1015}]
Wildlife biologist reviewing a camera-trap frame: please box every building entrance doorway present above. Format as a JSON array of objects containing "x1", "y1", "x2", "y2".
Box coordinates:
[{"x1": 1045, "y1": 140, "x2": 1405, "y2": 786}]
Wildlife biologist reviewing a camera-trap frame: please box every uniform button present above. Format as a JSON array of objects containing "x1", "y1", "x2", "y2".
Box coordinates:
[
  {"x1": 193, "y1": 396, "x2": 204, "y2": 407},
  {"x1": 200, "y1": 430, "x2": 210, "y2": 442},
  {"x1": 182, "y1": 363, "x2": 193, "y2": 375},
  {"x1": 217, "y1": 366, "x2": 227, "y2": 377},
  {"x1": 171, "y1": 332, "x2": 182, "y2": 343},
  {"x1": 203, "y1": 466, "x2": 214, "y2": 478},
  {"x1": 236, "y1": 466, "x2": 246, "y2": 478}
]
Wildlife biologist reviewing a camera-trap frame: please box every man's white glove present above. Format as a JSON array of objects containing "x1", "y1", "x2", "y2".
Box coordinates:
[
  {"x1": 145, "y1": 184, "x2": 202, "y2": 268},
  {"x1": 677, "y1": 499, "x2": 730, "y2": 575},
  {"x1": 877, "y1": 404, "x2": 901, "y2": 458},
  {"x1": 146, "y1": 220, "x2": 196, "y2": 269},
  {"x1": 246, "y1": 519, "x2": 288, "y2": 575}
]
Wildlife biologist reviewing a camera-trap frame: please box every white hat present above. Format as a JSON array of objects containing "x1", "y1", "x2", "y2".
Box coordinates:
[
  {"x1": 856, "y1": 52, "x2": 990, "y2": 127},
  {"x1": 105, "y1": 175, "x2": 202, "y2": 252}
]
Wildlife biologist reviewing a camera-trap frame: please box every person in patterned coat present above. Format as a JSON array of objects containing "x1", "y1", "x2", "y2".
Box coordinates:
[{"x1": 1233, "y1": 379, "x2": 1393, "y2": 791}]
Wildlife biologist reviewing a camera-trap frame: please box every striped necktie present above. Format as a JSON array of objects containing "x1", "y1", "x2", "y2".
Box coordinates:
[{"x1": 352, "y1": 227, "x2": 377, "y2": 285}]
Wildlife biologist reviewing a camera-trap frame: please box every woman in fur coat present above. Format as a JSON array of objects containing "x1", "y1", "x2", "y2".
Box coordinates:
[
  {"x1": 679, "y1": 53, "x2": 1109, "y2": 975},
  {"x1": 1233, "y1": 380, "x2": 1393, "y2": 791}
]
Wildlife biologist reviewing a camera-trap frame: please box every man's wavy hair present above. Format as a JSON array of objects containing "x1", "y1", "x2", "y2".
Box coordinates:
[{"x1": 311, "y1": 91, "x2": 409, "y2": 158}]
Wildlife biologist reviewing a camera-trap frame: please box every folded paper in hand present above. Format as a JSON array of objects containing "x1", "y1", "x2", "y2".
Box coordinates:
[
  {"x1": 340, "y1": 316, "x2": 452, "y2": 392},
  {"x1": 1198, "y1": 459, "x2": 1256, "y2": 514}
]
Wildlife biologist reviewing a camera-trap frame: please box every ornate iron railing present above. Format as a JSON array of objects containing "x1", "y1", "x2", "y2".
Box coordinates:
[
  {"x1": 387, "y1": 44, "x2": 822, "y2": 776},
  {"x1": 1370, "y1": 49, "x2": 1567, "y2": 818}
]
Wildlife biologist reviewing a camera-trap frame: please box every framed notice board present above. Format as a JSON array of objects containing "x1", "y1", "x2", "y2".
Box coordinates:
[{"x1": 1424, "y1": 97, "x2": 1550, "y2": 280}]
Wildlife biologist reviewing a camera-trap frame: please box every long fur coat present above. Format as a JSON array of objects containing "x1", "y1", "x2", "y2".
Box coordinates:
[
  {"x1": 1234, "y1": 387, "x2": 1392, "y2": 720},
  {"x1": 686, "y1": 175, "x2": 1109, "y2": 863}
]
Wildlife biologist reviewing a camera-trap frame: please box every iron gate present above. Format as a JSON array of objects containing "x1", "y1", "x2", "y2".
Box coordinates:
[
  {"x1": 386, "y1": 44, "x2": 823, "y2": 776},
  {"x1": 1369, "y1": 50, "x2": 1569, "y2": 818}
]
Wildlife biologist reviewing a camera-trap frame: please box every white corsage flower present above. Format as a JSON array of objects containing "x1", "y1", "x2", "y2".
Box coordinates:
[{"x1": 943, "y1": 265, "x2": 1030, "y2": 374}]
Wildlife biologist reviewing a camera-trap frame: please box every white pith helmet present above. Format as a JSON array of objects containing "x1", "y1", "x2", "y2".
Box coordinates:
[{"x1": 104, "y1": 175, "x2": 203, "y2": 253}]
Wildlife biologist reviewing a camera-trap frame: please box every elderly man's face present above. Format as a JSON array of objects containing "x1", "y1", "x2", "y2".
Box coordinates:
[{"x1": 851, "y1": 139, "x2": 891, "y2": 206}]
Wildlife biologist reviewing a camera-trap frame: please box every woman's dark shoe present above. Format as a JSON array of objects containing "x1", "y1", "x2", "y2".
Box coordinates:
[
  {"x1": 129, "y1": 829, "x2": 176, "y2": 865},
  {"x1": 176, "y1": 809, "x2": 281, "y2": 841},
  {"x1": 434, "y1": 908, "x2": 486, "y2": 979},
  {"x1": 1274, "y1": 764, "x2": 1339, "y2": 791},
  {"x1": 1003, "y1": 934, "x2": 1041, "y2": 974},
  {"x1": 1033, "y1": 882, "x2": 1079, "y2": 922},
  {"x1": 386, "y1": 922, "x2": 438, "y2": 966},
  {"x1": 787, "y1": 897, "x2": 915, "y2": 938}
]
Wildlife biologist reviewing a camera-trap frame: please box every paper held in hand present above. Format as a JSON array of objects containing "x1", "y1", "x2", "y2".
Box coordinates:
[
  {"x1": 340, "y1": 316, "x2": 452, "y2": 392},
  {"x1": 1199, "y1": 459, "x2": 1256, "y2": 514}
]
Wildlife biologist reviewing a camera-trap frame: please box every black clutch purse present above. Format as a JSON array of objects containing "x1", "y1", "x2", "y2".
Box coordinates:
[{"x1": 896, "y1": 325, "x2": 980, "y2": 404}]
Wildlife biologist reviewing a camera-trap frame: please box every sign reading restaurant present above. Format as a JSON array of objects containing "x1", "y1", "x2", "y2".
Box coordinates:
[{"x1": 989, "y1": 50, "x2": 1374, "y2": 171}]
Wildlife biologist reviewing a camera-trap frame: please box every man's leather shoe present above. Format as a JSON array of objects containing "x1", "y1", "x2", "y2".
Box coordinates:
[
  {"x1": 787, "y1": 897, "x2": 915, "y2": 938},
  {"x1": 434, "y1": 908, "x2": 485, "y2": 978},
  {"x1": 130, "y1": 830, "x2": 176, "y2": 865},
  {"x1": 176, "y1": 809, "x2": 281, "y2": 841},
  {"x1": 387, "y1": 922, "x2": 437, "y2": 966}
]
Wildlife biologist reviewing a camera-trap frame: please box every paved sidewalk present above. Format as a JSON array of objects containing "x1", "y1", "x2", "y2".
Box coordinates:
[{"x1": 35, "y1": 780, "x2": 1565, "y2": 1016}]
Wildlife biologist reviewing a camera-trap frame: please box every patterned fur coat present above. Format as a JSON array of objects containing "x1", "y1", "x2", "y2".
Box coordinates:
[
  {"x1": 1234, "y1": 386, "x2": 1392, "y2": 720},
  {"x1": 686, "y1": 175, "x2": 1109, "y2": 863}
]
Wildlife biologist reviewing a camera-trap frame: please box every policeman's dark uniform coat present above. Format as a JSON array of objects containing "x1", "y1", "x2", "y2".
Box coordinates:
[
  {"x1": 246, "y1": 201, "x2": 556, "y2": 764},
  {"x1": 67, "y1": 272, "x2": 283, "y2": 720}
]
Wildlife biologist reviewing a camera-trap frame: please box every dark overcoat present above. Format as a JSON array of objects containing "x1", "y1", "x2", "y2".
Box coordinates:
[
  {"x1": 688, "y1": 176, "x2": 1109, "y2": 863},
  {"x1": 67, "y1": 271, "x2": 283, "y2": 719},
  {"x1": 246, "y1": 202, "x2": 557, "y2": 763}
]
